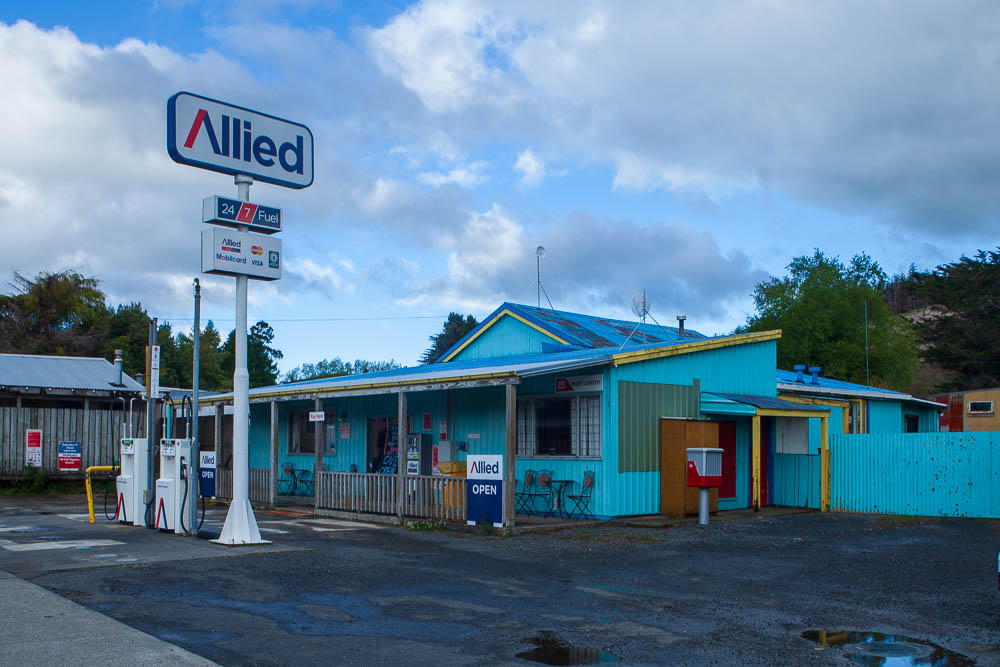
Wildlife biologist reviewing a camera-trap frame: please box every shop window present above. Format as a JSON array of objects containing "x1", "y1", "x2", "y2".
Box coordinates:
[
  {"x1": 847, "y1": 400, "x2": 863, "y2": 433},
  {"x1": 517, "y1": 395, "x2": 601, "y2": 457},
  {"x1": 967, "y1": 401, "x2": 994, "y2": 416},
  {"x1": 288, "y1": 409, "x2": 338, "y2": 455}
]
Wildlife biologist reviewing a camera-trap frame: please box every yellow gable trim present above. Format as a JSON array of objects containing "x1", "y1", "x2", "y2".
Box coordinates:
[
  {"x1": 611, "y1": 329, "x2": 781, "y2": 365},
  {"x1": 440, "y1": 309, "x2": 571, "y2": 362}
]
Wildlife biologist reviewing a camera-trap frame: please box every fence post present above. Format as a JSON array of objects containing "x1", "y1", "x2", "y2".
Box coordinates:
[
  {"x1": 820, "y1": 416, "x2": 830, "y2": 511},
  {"x1": 396, "y1": 391, "x2": 406, "y2": 524},
  {"x1": 504, "y1": 382, "x2": 516, "y2": 529},
  {"x1": 270, "y1": 400, "x2": 278, "y2": 508}
]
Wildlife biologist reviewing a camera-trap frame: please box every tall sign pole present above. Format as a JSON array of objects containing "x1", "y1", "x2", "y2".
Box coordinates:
[{"x1": 168, "y1": 91, "x2": 313, "y2": 545}]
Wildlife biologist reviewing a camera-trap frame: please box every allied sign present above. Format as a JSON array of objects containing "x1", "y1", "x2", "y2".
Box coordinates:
[
  {"x1": 57, "y1": 441, "x2": 82, "y2": 471},
  {"x1": 167, "y1": 92, "x2": 313, "y2": 189},
  {"x1": 201, "y1": 228, "x2": 282, "y2": 281},
  {"x1": 466, "y1": 454, "x2": 503, "y2": 528},
  {"x1": 555, "y1": 374, "x2": 603, "y2": 393},
  {"x1": 203, "y1": 195, "x2": 281, "y2": 234},
  {"x1": 199, "y1": 451, "x2": 216, "y2": 498},
  {"x1": 25, "y1": 429, "x2": 42, "y2": 467}
]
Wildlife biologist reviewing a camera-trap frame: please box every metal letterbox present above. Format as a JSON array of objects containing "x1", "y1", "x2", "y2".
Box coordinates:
[{"x1": 686, "y1": 447, "x2": 723, "y2": 488}]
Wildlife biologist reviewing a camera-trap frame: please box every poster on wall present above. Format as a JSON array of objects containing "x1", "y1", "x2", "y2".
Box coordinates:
[
  {"x1": 57, "y1": 441, "x2": 82, "y2": 471},
  {"x1": 339, "y1": 421, "x2": 350, "y2": 439},
  {"x1": 439, "y1": 420, "x2": 448, "y2": 441},
  {"x1": 25, "y1": 429, "x2": 42, "y2": 467}
]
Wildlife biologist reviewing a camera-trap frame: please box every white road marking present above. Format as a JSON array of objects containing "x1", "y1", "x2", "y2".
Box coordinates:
[
  {"x1": 2, "y1": 539, "x2": 124, "y2": 552},
  {"x1": 0, "y1": 526, "x2": 33, "y2": 532}
]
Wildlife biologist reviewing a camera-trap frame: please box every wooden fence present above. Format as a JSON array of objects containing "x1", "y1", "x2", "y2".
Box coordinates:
[
  {"x1": 215, "y1": 468, "x2": 273, "y2": 504},
  {"x1": 1, "y1": 406, "x2": 146, "y2": 479},
  {"x1": 316, "y1": 471, "x2": 467, "y2": 521}
]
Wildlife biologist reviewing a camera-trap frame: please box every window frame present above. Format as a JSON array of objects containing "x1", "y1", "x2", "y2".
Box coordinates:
[
  {"x1": 516, "y1": 393, "x2": 602, "y2": 459},
  {"x1": 287, "y1": 409, "x2": 338, "y2": 456},
  {"x1": 967, "y1": 400, "x2": 994, "y2": 416}
]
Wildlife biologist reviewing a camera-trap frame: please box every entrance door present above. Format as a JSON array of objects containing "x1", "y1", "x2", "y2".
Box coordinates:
[{"x1": 659, "y1": 419, "x2": 720, "y2": 517}]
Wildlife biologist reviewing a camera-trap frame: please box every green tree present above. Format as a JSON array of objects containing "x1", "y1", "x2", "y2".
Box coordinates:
[
  {"x1": 192, "y1": 321, "x2": 228, "y2": 391},
  {"x1": 906, "y1": 249, "x2": 1000, "y2": 390},
  {"x1": 420, "y1": 313, "x2": 478, "y2": 363},
  {"x1": 0, "y1": 270, "x2": 109, "y2": 356},
  {"x1": 104, "y1": 302, "x2": 151, "y2": 378},
  {"x1": 282, "y1": 357, "x2": 402, "y2": 383},
  {"x1": 741, "y1": 250, "x2": 918, "y2": 391},
  {"x1": 220, "y1": 320, "x2": 284, "y2": 388}
]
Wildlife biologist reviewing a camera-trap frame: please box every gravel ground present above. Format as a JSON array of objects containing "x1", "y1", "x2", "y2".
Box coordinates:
[{"x1": 26, "y1": 509, "x2": 1000, "y2": 665}]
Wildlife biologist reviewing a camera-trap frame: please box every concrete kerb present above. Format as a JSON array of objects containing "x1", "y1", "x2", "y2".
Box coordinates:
[{"x1": 0, "y1": 569, "x2": 215, "y2": 666}]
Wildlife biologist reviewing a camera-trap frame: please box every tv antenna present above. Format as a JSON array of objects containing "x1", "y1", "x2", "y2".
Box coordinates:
[{"x1": 535, "y1": 246, "x2": 554, "y2": 309}]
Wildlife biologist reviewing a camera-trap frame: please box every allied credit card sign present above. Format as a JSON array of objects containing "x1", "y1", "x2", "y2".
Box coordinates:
[{"x1": 201, "y1": 228, "x2": 282, "y2": 281}]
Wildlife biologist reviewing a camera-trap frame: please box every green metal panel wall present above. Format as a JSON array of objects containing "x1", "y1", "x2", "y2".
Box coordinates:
[
  {"x1": 613, "y1": 340, "x2": 777, "y2": 396},
  {"x1": 617, "y1": 380, "x2": 699, "y2": 473},
  {"x1": 451, "y1": 315, "x2": 556, "y2": 361},
  {"x1": 867, "y1": 400, "x2": 902, "y2": 433},
  {"x1": 830, "y1": 432, "x2": 1000, "y2": 517}
]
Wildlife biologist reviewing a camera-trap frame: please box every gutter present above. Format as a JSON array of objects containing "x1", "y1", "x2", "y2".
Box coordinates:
[{"x1": 778, "y1": 382, "x2": 948, "y2": 410}]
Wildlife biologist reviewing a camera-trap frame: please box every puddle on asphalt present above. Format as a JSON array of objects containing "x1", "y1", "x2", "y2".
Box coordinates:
[
  {"x1": 802, "y1": 629, "x2": 975, "y2": 666},
  {"x1": 517, "y1": 631, "x2": 619, "y2": 665}
]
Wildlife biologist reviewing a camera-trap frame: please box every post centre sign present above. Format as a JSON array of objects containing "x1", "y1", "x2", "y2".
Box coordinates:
[
  {"x1": 202, "y1": 228, "x2": 281, "y2": 281},
  {"x1": 168, "y1": 92, "x2": 313, "y2": 189}
]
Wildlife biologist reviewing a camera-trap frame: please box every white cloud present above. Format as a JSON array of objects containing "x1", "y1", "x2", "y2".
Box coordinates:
[
  {"x1": 418, "y1": 160, "x2": 488, "y2": 187},
  {"x1": 514, "y1": 149, "x2": 544, "y2": 187}
]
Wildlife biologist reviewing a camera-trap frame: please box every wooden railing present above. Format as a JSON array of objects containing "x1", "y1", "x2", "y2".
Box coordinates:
[
  {"x1": 216, "y1": 468, "x2": 272, "y2": 503},
  {"x1": 317, "y1": 472, "x2": 467, "y2": 521}
]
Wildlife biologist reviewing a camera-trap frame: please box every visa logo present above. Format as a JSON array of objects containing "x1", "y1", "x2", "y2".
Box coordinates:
[{"x1": 183, "y1": 108, "x2": 305, "y2": 175}]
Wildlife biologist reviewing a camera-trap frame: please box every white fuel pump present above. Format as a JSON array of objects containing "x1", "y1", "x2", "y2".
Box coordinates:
[
  {"x1": 156, "y1": 438, "x2": 192, "y2": 533},
  {"x1": 115, "y1": 438, "x2": 149, "y2": 526}
]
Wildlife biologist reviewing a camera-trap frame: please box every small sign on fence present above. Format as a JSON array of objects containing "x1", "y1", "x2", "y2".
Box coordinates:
[
  {"x1": 25, "y1": 429, "x2": 42, "y2": 468},
  {"x1": 57, "y1": 441, "x2": 82, "y2": 471}
]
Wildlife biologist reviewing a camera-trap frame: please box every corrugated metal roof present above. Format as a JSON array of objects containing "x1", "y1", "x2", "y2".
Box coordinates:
[
  {"x1": 717, "y1": 393, "x2": 828, "y2": 412},
  {"x1": 0, "y1": 353, "x2": 145, "y2": 393},
  {"x1": 440, "y1": 302, "x2": 707, "y2": 360},
  {"x1": 776, "y1": 369, "x2": 947, "y2": 409}
]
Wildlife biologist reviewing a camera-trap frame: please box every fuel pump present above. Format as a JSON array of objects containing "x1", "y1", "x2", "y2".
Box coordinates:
[
  {"x1": 115, "y1": 438, "x2": 149, "y2": 526},
  {"x1": 155, "y1": 438, "x2": 192, "y2": 533}
]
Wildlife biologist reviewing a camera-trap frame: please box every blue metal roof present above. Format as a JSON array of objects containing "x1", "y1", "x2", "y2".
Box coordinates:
[
  {"x1": 717, "y1": 393, "x2": 828, "y2": 412},
  {"x1": 776, "y1": 369, "x2": 908, "y2": 397},
  {"x1": 440, "y1": 302, "x2": 706, "y2": 360}
]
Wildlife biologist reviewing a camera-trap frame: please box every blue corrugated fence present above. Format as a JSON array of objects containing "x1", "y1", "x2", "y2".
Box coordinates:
[{"x1": 829, "y1": 432, "x2": 1000, "y2": 518}]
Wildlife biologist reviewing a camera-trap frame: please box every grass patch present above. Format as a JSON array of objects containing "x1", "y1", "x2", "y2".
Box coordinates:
[{"x1": 406, "y1": 520, "x2": 449, "y2": 532}]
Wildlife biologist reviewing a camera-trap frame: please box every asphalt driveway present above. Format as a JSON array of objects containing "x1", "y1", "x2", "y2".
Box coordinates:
[{"x1": 2, "y1": 495, "x2": 998, "y2": 665}]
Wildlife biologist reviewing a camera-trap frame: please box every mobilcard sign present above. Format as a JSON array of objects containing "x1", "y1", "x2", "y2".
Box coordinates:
[
  {"x1": 201, "y1": 228, "x2": 281, "y2": 281},
  {"x1": 25, "y1": 429, "x2": 42, "y2": 467},
  {"x1": 203, "y1": 196, "x2": 281, "y2": 234},
  {"x1": 199, "y1": 451, "x2": 216, "y2": 498},
  {"x1": 57, "y1": 441, "x2": 82, "y2": 471},
  {"x1": 466, "y1": 454, "x2": 503, "y2": 528},
  {"x1": 167, "y1": 92, "x2": 313, "y2": 189}
]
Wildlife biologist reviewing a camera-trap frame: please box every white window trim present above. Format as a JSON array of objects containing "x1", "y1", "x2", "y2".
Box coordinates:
[
  {"x1": 516, "y1": 393, "x2": 602, "y2": 459},
  {"x1": 967, "y1": 400, "x2": 995, "y2": 416}
]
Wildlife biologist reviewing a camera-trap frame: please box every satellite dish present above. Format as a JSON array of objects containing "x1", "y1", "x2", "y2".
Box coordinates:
[
  {"x1": 536, "y1": 245, "x2": 546, "y2": 258},
  {"x1": 631, "y1": 290, "x2": 651, "y2": 318}
]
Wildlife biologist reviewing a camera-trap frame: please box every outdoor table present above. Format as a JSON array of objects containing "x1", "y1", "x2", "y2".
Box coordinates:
[{"x1": 550, "y1": 479, "x2": 573, "y2": 517}]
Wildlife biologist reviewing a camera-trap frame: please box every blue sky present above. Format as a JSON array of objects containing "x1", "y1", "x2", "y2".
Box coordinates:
[{"x1": 1, "y1": 1, "x2": 997, "y2": 376}]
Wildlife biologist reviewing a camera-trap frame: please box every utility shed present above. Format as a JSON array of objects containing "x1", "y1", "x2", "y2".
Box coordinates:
[{"x1": 0, "y1": 353, "x2": 146, "y2": 478}]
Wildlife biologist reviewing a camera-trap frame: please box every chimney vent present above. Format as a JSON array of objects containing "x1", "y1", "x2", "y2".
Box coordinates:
[
  {"x1": 794, "y1": 364, "x2": 806, "y2": 383},
  {"x1": 676, "y1": 315, "x2": 686, "y2": 335},
  {"x1": 809, "y1": 366, "x2": 821, "y2": 385},
  {"x1": 113, "y1": 349, "x2": 123, "y2": 386}
]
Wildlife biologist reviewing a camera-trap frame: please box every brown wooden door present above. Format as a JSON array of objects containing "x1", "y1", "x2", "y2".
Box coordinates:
[{"x1": 659, "y1": 418, "x2": 720, "y2": 517}]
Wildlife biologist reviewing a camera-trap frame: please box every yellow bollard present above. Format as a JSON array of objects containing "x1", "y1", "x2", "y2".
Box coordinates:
[{"x1": 85, "y1": 466, "x2": 115, "y2": 523}]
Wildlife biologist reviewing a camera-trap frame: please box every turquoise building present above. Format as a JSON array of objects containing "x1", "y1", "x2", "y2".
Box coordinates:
[{"x1": 198, "y1": 303, "x2": 942, "y2": 519}]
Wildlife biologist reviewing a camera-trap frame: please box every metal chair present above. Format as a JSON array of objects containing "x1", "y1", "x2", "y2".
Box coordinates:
[
  {"x1": 566, "y1": 470, "x2": 595, "y2": 519},
  {"x1": 277, "y1": 464, "x2": 296, "y2": 495},
  {"x1": 534, "y1": 470, "x2": 555, "y2": 515},
  {"x1": 515, "y1": 469, "x2": 538, "y2": 515}
]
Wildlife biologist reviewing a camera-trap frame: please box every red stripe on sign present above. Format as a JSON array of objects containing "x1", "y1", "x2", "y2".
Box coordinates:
[
  {"x1": 184, "y1": 108, "x2": 208, "y2": 148},
  {"x1": 236, "y1": 203, "x2": 257, "y2": 223}
]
